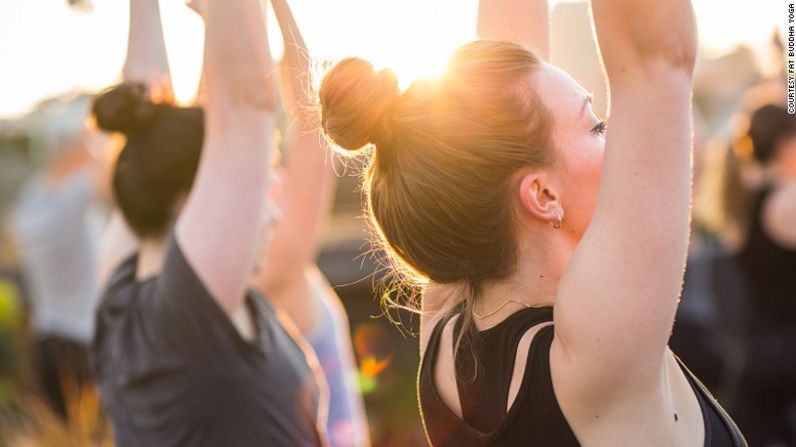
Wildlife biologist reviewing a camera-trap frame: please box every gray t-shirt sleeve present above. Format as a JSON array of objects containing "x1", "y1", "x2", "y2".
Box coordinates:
[
  {"x1": 93, "y1": 234, "x2": 326, "y2": 446},
  {"x1": 142, "y1": 235, "x2": 258, "y2": 368}
]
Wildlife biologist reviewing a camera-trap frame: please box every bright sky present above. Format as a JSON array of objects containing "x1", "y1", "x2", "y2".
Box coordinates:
[{"x1": 0, "y1": 0, "x2": 783, "y2": 119}]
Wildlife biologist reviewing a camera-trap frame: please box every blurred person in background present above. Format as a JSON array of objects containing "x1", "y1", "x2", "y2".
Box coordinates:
[
  {"x1": 251, "y1": 1, "x2": 370, "y2": 445},
  {"x1": 700, "y1": 94, "x2": 796, "y2": 446},
  {"x1": 91, "y1": 0, "x2": 330, "y2": 444},
  {"x1": 9, "y1": 95, "x2": 105, "y2": 419}
]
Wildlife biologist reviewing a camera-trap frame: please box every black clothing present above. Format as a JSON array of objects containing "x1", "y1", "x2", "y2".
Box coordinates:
[
  {"x1": 680, "y1": 356, "x2": 739, "y2": 447},
  {"x1": 36, "y1": 335, "x2": 93, "y2": 419},
  {"x1": 418, "y1": 306, "x2": 746, "y2": 446},
  {"x1": 733, "y1": 187, "x2": 796, "y2": 445},
  {"x1": 92, "y1": 237, "x2": 322, "y2": 447},
  {"x1": 736, "y1": 187, "x2": 796, "y2": 331}
]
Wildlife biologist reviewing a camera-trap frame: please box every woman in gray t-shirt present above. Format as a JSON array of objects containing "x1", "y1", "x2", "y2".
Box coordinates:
[{"x1": 91, "y1": 0, "x2": 327, "y2": 445}]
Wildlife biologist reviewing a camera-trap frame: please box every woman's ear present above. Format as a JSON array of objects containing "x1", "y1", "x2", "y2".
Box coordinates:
[{"x1": 518, "y1": 171, "x2": 562, "y2": 224}]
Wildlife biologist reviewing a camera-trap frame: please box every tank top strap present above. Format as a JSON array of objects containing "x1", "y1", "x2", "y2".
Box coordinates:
[
  {"x1": 511, "y1": 323, "x2": 580, "y2": 444},
  {"x1": 424, "y1": 310, "x2": 460, "y2": 362},
  {"x1": 419, "y1": 311, "x2": 470, "y2": 445},
  {"x1": 419, "y1": 307, "x2": 580, "y2": 445},
  {"x1": 451, "y1": 307, "x2": 554, "y2": 431},
  {"x1": 674, "y1": 355, "x2": 748, "y2": 447}
]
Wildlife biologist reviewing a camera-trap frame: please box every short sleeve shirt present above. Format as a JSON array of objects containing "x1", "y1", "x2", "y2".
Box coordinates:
[{"x1": 92, "y1": 236, "x2": 322, "y2": 447}]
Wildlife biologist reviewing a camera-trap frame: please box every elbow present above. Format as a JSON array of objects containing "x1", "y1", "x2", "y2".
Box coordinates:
[
  {"x1": 255, "y1": 247, "x2": 308, "y2": 292},
  {"x1": 610, "y1": 42, "x2": 697, "y2": 82},
  {"x1": 657, "y1": 41, "x2": 697, "y2": 75},
  {"x1": 606, "y1": 27, "x2": 698, "y2": 79},
  {"x1": 205, "y1": 54, "x2": 278, "y2": 111},
  {"x1": 232, "y1": 70, "x2": 278, "y2": 111},
  {"x1": 254, "y1": 262, "x2": 304, "y2": 297},
  {"x1": 640, "y1": 29, "x2": 698, "y2": 76}
]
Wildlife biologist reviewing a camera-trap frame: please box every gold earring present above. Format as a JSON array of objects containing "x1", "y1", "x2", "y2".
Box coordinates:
[{"x1": 551, "y1": 210, "x2": 563, "y2": 229}]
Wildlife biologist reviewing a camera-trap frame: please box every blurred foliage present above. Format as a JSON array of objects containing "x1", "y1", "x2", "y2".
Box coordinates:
[{"x1": 0, "y1": 278, "x2": 110, "y2": 447}]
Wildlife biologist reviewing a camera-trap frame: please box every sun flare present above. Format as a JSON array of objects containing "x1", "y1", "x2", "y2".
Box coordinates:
[{"x1": 0, "y1": 0, "x2": 783, "y2": 119}]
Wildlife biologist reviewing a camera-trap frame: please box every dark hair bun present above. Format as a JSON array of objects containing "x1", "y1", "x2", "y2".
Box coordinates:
[
  {"x1": 319, "y1": 58, "x2": 400, "y2": 151},
  {"x1": 747, "y1": 104, "x2": 796, "y2": 164},
  {"x1": 93, "y1": 83, "x2": 158, "y2": 135}
]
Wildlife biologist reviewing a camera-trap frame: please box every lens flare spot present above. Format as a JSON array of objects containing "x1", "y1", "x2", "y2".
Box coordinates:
[
  {"x1": 358, "y1": 373, "x2": 379, "y2": 395},
  {"x1": 353, "y1": 322, "x2": 391, "y2": 359},
  {"x1": 360, "y1": 355, "x2": 392, "y2": 378}
]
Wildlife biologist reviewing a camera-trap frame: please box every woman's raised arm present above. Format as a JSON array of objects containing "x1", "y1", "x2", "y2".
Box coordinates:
[
  {"x1": 477, "y1": 0, "x2": 550, "y2": 60},
  {"x1": 175, "y1": 0, "x2": 278, "y2": 316},
  {"x1": 253, "y1": 0, "x2": 336, "y2": 332},
  {"x1": 552, "y1": 0, "x2": 697, "y2": 403},
  {"x1": 98, "y1": 0, "x2": 172, "y2": 288},
  {"x1": 123, "y1": 0, "x2": 172, "y2": 89}
]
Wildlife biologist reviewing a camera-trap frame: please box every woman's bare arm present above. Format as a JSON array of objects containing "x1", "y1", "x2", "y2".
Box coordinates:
[
  {"x1": 98, "y1": 0, "x2": 171, "y2": 289},
  {"x1": 552, "y1": 0, "x2": 697, "y2": 403},
  {"x1": 123, "y1": 0, "x2": 172, "y2": 93},
  {"x1": 270, "y1": 0, "x2": 313, "y2": 120},
  {"x1": 253, "y1": 0, "x2": 336, "y2": 332},
  {"x1": 175, "y1": 0, "x2": 277, "y2": 315},
  {"x1": 477, "y1": 0, "x2": 550, "y2": 60}
]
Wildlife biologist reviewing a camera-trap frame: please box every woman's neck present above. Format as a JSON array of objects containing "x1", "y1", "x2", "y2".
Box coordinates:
[
  {"x1": 473, "y1": 231, "x2": 575, "y2": 329},
  {"x1": 137, "y1": 236, "x2": 169, "y2": 281}
]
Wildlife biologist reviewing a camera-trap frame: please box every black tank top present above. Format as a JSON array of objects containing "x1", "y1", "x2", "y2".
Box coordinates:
[
  {"x1": 736, "y1": 187, "x2": 796, "y2": 330},
  {"x1": 418, "y1": 307, "x2": 747, "y2": 446}
]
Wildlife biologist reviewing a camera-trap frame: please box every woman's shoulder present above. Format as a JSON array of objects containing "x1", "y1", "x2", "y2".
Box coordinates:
[{"x1": 101, "y1": 254, "x2": 140, "y2": 300}]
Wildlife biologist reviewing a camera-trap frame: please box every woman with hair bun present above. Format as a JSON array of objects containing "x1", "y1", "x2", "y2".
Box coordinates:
[
  {"x1": 91, "y1": 0, "x2": 327, "y2": 445},
  {"x1": 319, "y1": 0, "x2": 745, "y2": 445}
]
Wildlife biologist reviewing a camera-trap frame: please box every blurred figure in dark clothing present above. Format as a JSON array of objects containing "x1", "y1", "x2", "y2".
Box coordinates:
[
  {"x1": 733, "y1": 102, "x2": 796, "y2": 447},
  {"x1": 699, "y1": 94, "x2": 796, "y2": 446}
]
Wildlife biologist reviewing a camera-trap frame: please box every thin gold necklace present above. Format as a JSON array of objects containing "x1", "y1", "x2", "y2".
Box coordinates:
[{"x1": 472, "y1": 299, "x2": 535, "y2": 320}]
